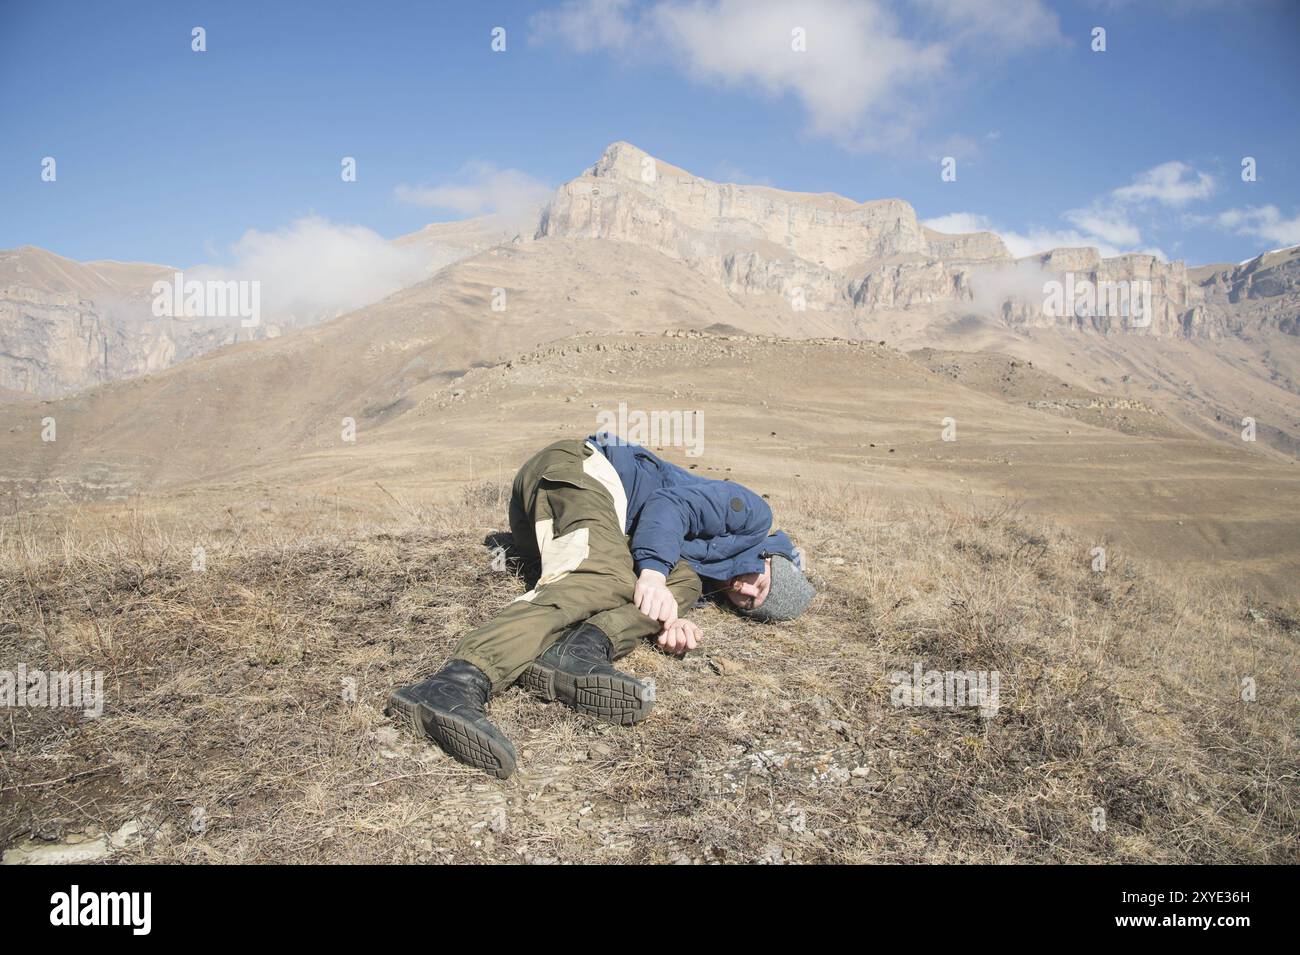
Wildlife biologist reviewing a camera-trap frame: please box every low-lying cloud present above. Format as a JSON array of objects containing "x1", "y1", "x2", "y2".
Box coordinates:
[
  {"x1": 191, "y1": 217, "x2": 427, "y2": 326},
  {"x1": 923, "y1": 211, "x2": 1164, "y2": 261},
  {"x1": 965, "y1": 257, "x2": 1060, "y2": 314},
  {"x1": 922, "y1": 159, "x2": 1219, "y2": 261},
  {"x1": 394, "y1": 162, "x2": 553, "y2": 230}
]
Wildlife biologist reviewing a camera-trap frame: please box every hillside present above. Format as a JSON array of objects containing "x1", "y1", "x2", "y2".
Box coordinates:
[{"x1": 4, "y1": 323, "x2": 1298, "y2": 600}]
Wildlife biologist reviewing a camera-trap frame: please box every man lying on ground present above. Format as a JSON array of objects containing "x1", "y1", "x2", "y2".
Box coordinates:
[{"x1": 387, "y1": 432, "x2": 816, "y2": 777}]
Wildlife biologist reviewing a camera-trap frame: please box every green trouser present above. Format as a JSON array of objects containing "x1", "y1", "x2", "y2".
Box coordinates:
[{"x1": 452, "y1": 439, "x2": 702, "y2": 693}]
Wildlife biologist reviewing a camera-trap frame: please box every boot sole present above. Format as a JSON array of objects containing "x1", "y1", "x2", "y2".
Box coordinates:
[
  {"x1": 520, "y1": 663, "x2": 655, "y2": 726},
  {"x1": 386, "y1": 689, "x2": 516, "y2": 779}
]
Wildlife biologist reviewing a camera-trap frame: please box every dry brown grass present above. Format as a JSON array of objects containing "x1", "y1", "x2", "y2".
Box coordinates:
[{"x1": 0, "y1": 482, "x2": 1295, "y2": 864}]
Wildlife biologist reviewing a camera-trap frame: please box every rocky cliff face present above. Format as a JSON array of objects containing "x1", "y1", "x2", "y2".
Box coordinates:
[
  {"x1": 986, "y1": 252, "x2": 1206, "y2": 338},
  {"x1": 0, "y1": 283, "x2": 296, "y2": 397},
  {"x1": 1190, "y1": 245, "x2": 1300, "y2": 337},
  {"x1": 0, "y1": 218, "x2": 507, "y2": 398},
  {"x1": 537, "y1": 141, "x2": 1013, "y2": 311},
  {"x1": 0, "y1": 248, "x2": 282, "y2": 397},
  {"x1": 537, "y1": 142, "x2": 1222, "y2": 337}
]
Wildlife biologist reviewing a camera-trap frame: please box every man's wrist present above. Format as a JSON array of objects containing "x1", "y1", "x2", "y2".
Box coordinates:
[{"x1": 636, "y1": 560, "x2": 673, "y2": 579}]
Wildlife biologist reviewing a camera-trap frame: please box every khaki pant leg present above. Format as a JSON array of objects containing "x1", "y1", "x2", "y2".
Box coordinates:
[{"x1": 452, "y1": 451, "x2": 634, "y2": 692}]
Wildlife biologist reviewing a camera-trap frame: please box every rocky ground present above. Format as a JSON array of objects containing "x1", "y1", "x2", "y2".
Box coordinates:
[
  {"x1": 2, "y1": 483, "x2": 1294, "y2": 864},
  {"x1": 912, "y1": 348, "x2": 1183, "y2": 438}
]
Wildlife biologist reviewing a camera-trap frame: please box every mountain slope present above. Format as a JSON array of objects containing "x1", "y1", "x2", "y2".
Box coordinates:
[
  {"x1": 5, "y1": 320, "x2": 1298, "y2": 599},
  {"x1": 0, "y1": 238, "x2": 817, "y2": 489},
  {"x1": 0, "y1": 218, "x2": 512, "y2": 398}
]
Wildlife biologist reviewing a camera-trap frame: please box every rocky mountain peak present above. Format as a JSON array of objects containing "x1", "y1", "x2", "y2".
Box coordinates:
[
  {"x1": 535, "y1": 143, "x2": 1300, "y2": 343},
  {"x1": 538, "y1": 141, "x2": 1023, "y2": 323}
]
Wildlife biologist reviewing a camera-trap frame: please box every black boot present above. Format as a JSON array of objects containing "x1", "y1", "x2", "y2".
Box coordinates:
[
  {"x1": 386, "y1": 660, "x2": 517, "y2": 779},
  {"x1": 521, "y1": 622, "x2": 655, "y2": 725}
]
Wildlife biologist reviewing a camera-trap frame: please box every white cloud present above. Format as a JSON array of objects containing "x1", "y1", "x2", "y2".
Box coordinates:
[
  {"x1": 909, "y1": 0, "x2": 1063, "y2": 49},
  {"x1": 394, "y1": 162, "x2": 553, "y2": 226},
  {"x1": 1063, "y1": 206, "x2": 1142, "y2": 247},
  {"x1": 533, "y1": 0, "x2": 1060, "y2": 148},
  {"x1": 714, "y1": 160, "x2": 773, "y2": 186},
  {"x1": 923, "y1": 211, "x2": 1166, "y2": 261},
  {"x1": 1111, "y1": 161, "x2": 1214, "y2": 206},
  {"x1": 922, "y1": 159, "x2": 1219, "y2": 262},
  {"x1": 651, "y1": 0, "x2": 946, "y2": 140},
  {"x1": 193, "y1": 217, "x2": 427, "y2": 325},
  {"x1": 1212, "y1": 205, "x2": 1300, "y2": 248},
  {"x1": 966, "y1": 258, "x2": 1058, "y2": 313},
  {"x1": 922, "y1": 212, "x2": 995, "y2": 234},
  {"x1": 531, "y1": 0, "x2": 639, "y2": 53},
  {"x1": 995, "y1": 227, "x2": 1142, "y2": 260}
]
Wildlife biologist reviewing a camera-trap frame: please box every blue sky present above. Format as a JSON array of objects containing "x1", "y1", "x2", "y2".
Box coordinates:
[{"x1": 2, "y1": 0, "x2": 1298, "y2": 269}]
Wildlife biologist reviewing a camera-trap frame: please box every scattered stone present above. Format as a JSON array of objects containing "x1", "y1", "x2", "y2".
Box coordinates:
[
  {"x1": 759, "y1": 842, "x2": 786, "y2": 865},
  {"x1": 2, "y1": 819, "x2": 144, "y2": 866},
  {"x1": 822, "y1": 765, "x2": 852, "y2": 785}
]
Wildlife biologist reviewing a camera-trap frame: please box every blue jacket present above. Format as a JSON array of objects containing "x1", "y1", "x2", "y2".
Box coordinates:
[{"x1": 588, "y1": 433, "x2": 798, "y2": 581}]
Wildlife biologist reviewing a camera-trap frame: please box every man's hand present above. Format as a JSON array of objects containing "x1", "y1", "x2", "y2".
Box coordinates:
[
  {"x1": 658, "y1": 617, "x2": 701, "y2": 655},
  {"x1": 634, "y1": 568, "x2": 678, "y2": 625}
]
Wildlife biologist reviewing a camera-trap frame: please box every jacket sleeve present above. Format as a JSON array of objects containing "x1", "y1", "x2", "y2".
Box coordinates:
[{"x1": 630, "y1": 482, "x2": 772, "y2": 577}]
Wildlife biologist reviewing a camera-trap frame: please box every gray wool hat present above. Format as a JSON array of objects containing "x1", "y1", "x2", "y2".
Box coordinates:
[{"x1": 739, "y1": 554, "x2": 816, "y2": 622}]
